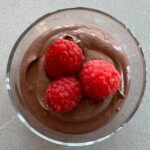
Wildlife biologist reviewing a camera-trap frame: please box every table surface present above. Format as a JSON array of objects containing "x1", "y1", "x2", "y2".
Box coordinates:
[{"x1": 0, "y1": 0, "x2": 150, "y2": 150}]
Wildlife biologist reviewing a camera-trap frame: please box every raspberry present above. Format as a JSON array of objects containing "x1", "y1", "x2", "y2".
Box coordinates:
[
  {"x1": 80, "y1": 60, "x2": 121, "y2": 101},
  {"x1": 44, "y1": 39, "x2": 84, "y2": 78},
  {"x1": 45, "y1": 77, "x2": 82, "y2": 113}
]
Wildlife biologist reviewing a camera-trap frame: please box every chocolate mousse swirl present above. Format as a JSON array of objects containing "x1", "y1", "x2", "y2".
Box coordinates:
[{"x1": 19, "y1": 24, "x2": 130, "y2": 134}]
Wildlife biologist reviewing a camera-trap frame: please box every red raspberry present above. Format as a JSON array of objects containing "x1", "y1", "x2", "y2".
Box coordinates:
[
  {"x1": 80, "y1": 60, "x2": 121, "y2": 101},
  {"x1": 45, "y1": 77, "x2": 82, "y2": 113},
  {"x1": 44, "y1": 39, "x2": 84, "y2": 78}
]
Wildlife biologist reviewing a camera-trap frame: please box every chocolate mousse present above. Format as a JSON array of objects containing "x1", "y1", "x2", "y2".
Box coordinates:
[{"x1": 19, "y1": 24, "x2": 130, "y2": 134}]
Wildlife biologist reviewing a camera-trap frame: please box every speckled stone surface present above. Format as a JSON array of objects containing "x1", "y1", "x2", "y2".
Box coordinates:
[{"x1": 0, "y1": 0, "x2": 150, "y2": 150}]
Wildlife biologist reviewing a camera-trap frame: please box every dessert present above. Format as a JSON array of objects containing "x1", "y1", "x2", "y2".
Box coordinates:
[{"x1": 19, "y1": 24, "x2": 130, "y2": 134}]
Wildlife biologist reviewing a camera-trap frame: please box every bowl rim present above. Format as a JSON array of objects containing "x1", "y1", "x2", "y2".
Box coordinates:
[{"x1": 6, "y1": 7, "x2": 146, "y2": 147}]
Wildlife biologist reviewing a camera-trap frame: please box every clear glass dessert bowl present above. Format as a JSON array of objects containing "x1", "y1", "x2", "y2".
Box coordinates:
[{"x1": 6, "y1": 8, "x2": 146, "y2": 146}]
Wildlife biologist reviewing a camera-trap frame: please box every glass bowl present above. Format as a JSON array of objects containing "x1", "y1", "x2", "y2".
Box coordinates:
[{"x1": 6, "y1": 8, "x2": 146, "y2": 146}]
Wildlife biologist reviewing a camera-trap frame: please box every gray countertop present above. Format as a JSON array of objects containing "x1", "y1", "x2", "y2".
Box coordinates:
[{"x1": 0, "y1": 0, "x2": 150, "y2": 150}]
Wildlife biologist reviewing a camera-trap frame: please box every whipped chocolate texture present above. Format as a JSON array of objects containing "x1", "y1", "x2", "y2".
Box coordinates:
[{"x1": 19, "y1": 24, "x2": 130, "y2": 134}]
